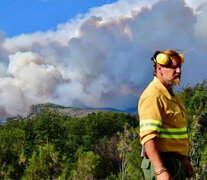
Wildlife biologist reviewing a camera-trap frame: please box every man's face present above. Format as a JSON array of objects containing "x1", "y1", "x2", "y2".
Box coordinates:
[{"x1": 161, "y1": 56, "x2": 182, "y2": 87}]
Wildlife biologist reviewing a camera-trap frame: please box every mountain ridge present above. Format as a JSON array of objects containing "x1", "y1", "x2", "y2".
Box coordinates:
[{"x1": 26, "y1": 103, "x2": 137, "y2": 118}]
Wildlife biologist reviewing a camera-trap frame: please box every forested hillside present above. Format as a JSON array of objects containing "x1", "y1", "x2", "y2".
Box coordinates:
[
  {"x1": 0, "y1": 110, "x2": 141, "y2": 179},
  {"x1": 0, "y1": 80, "x2": 206, "y2": 179}
]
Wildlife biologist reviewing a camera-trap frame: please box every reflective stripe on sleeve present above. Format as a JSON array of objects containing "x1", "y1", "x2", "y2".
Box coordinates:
[
  {"x1": 140, "y1": 119, "x2": 162, "y2": 132},
  {"x1": 159, "y1": 127, "x2": 188, "y2": 139}
]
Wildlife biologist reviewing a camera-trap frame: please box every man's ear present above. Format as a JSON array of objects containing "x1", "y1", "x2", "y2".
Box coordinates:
[{"x1": 157, "y1": 64, "x2": 163, "y2": 75}]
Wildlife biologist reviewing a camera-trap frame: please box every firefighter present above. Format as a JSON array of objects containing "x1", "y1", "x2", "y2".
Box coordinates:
[{"x1": 138, "y1": 49, "x2": 194, "y2": 179}]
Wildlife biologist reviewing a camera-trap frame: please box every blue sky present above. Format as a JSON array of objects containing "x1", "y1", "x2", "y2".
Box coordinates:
[
  {"x1": 0, "y1": 0, "x2": 207, "y2": 119},
  {"x1": 0, "y1": 0, "x2": 117, "y2": 37}
]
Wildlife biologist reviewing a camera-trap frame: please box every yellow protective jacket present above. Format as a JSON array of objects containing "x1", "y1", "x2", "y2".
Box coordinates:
[{"x1": 138, "y1": 77, "x2": 189, "y2": 156}]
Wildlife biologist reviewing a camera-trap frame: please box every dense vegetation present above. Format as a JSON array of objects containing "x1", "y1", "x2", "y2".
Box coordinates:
[
  {"x1": 0, "y1": 80, "x2": 206, "y2": 179},
  {"x1": 0, "y1": 111, "x2": 141, "y2": 179},
  {"x1": 178, "y1": 80, "x2": 207, "y2": 179}
]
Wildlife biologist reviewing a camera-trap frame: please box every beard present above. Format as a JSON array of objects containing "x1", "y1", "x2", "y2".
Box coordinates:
[
  {"x1": 163, "y1": 74, "x2": 181, "y2": 87},
  {"x1": 172, "y1": 78, "x2": 181, "y2": 86}
]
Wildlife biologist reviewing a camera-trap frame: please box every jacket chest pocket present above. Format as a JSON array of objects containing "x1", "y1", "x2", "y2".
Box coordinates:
[{"x1": 165, "y1": 107, "x2": 185, "y2": 126}]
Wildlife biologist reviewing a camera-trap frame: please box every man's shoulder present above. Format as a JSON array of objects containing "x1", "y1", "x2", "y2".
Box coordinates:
[{"x1": 140, "y1": 79, "x2": 162, "y2": 100}]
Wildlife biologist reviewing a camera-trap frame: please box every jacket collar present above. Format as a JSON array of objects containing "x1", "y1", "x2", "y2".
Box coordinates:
[
  {"x1": 152, "y1": 76, "x2": 176, "y2": 101},
  {"x1": 152, "y1": 77, "x2": 185, "y2": 110}
]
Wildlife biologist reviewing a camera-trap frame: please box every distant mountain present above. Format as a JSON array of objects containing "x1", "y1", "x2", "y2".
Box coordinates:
[
  {"x1": 26, "y1": 103, "x2": 137, "y2": 118},
  {"x1": 0, "y1": 103, "x2": 137, "y2": 124}
]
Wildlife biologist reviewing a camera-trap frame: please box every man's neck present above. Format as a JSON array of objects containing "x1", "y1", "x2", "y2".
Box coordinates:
[
  {"x1": 156, "y1": 76, "x2": 173, "y2": 93},
  {"x1": 166, "y1": 84, "x2": 173, "y2": 92}
]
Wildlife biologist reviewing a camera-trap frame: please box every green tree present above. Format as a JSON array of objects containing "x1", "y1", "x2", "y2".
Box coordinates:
[
  {"x1": 23, "y1": 143, "x2": 64, "y2": 180},
  {"x1": 0, "y1": 109, "x2": 139, "y2": 179},
  {"x1": 117, "y1": 124, "x2": 143, "y2": 180},
  {"x1": 178, "y1": 80, "x2": 207, "y2": 179},
  {"x1": 94, "y1": 135, "x2": 121, "y2": 178},
  {"x1": 0, "y1": 128, "x2": 25, "y2": 179},
  {"x1": 70, "y1": 148, "x2": 100, "y2": 180},
  {"x1": 32, "y1": 110, "x2": 66, "y2": 149}
]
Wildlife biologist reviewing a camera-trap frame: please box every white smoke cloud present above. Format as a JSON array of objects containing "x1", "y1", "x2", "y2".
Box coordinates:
[
  {"x1": 2, "y1": 0, "x2": 157, "y2": 53},
  {"x1": 0, "y1": 52, "x2": 63, "y2": 118},
  {"x1": 194, "y1": 3, "x2": 207, "y2": 49},
  {"x1": 0, "y1": 31, "x2": 9, "y2": 62},
  {"x1": 0, "y1": 0, "x2": 207, "y2": 119},
  {"x1": 0, "y1": 63, "x2": 7, "y2": 77},
  {"x1": 184, "y1": 0, "x2": 207, "y2": 11},
  {"x1": 2, "y1": 19, "x2": 82, "y2": 53},
  {"x1": 184, "y1": 0, "x2": 207, "y2": 50}
]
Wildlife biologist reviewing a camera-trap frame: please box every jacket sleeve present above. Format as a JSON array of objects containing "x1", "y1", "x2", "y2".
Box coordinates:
[{"x1": 138, "y1": 95, "x2": 163, "y2": 145}]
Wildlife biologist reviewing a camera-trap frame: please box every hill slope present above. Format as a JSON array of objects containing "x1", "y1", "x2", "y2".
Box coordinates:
[{"x1": 26, "y1": 103, "x2": 137, "y2": 118}]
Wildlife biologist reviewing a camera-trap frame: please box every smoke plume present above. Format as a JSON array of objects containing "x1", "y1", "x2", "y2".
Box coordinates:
[{"x1": 0, "y1": 0, "x2": 207, "y2": 119}]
